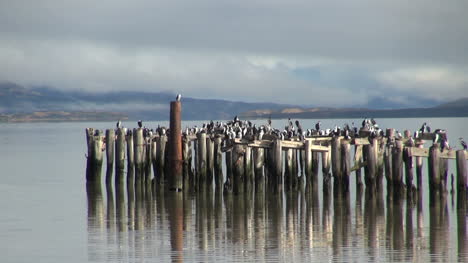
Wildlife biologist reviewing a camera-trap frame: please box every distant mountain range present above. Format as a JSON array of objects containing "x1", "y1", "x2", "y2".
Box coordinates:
[
  {"x1": 240, "y1": 98, "x2": 468, "y2": 119},
  {"x1": 0, "y1": 81, "x2": 467, "y2": 122},
  {"x1": 0, "y1": 82, "x2": 289, "y2": 121}
]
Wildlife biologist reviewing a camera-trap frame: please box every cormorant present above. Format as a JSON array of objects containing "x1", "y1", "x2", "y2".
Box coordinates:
[
  {"x1": 138, "y1": 120, "x2": 143, "y2": 128},
  {"x1": 116, "y1": 120, "x2": 122, "y2": 129},
  {"x1": 460, "y1": 138, "x2": 467, "y2": 150},
  {"x1": 176, "y1": 94, "x2": 181, "y2": 101}
]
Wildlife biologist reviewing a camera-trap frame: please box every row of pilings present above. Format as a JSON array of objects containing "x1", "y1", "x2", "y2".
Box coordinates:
[{"x1": 86, "y1": 125, "x2": 468, "y2": 204}]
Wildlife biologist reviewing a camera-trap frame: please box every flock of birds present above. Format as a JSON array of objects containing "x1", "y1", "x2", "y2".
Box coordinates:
[
  {"x1": 111, "y1": 115, "x2": 467, "y2": 152},
  {"x1": 89, "y1": 94, "x2": 467, "y2": 153},
  {"x1": 94, "y1": 94, "x2": 466, "y2": 151}
]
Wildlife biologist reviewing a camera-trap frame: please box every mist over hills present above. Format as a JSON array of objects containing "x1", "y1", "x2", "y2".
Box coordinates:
[{"x1": 0, "y1": 82, "x2": 467, "y2": 122}]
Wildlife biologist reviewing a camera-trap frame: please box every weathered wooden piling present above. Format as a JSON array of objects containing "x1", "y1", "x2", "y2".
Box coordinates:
[
  {"x1": 415, "y1": 142, "x2": 424, "y2": 190},
  {"x1": 206, "y1": 136, "x2": 215, "y2": 185},
  {"x1": 384, "y1": 129, "x2": 395, "y2": 186},
  {"x1": 105, "y1": 129, "x2": 115, "y2": 184},
  {"x1": 273, "y1": 139, "x2": 283, "y2": 185},
  {"x1": 363, "y1": 140, "x2": 376, "y2": 190},
  {"x1": 168, "y1": 101, "x2": 183, "y2": 191},
  {"x1": 340, "y1": 141, "x2": 351, "y2": 190},
  {"x1": 232, "y1": 144, "x2": 245, "y2": 194},
  {"x1": 285, "y1": 148, "x2": 294, "y2": 187},
  {"x1": 115, "y1": 128, "x2": 126, "y2": 182},
  {"x1": 197, "y1": 132, "x2": 207, "y2": 183},
  {"x1": 403, "y1": 146, "x2": 414, "y2": 191},
  {"x1": 126, "y1": 130, "x2": 134, "y2": 168},
  {"x1": 456, "y1": 150, "x2": 467, "y2": 193},
  {"x1": 244, "y1": 146, "x2": 253, "y2": 186},
  {"x1": 331, "y1": 136, "x2": 342, "y2": 180},
  {"x1": 354, "y1": 144, "x2": 363, "y2": 189},
  {"x1": 213, "y1": 136, "x2": 224, "y2": 188},
  {"x1": 224, "y1": 142, "x2": 233, "y2": 191},
  {"x1": 253, "y1": 147, "x2": 265, "y2": 187},
  {"x1": 86, "y1": 129, "x2": 104, "y2": 182},
  {"x1": 428, "y1": 143, "x2": 441, "y2": 194},
  {"x1": 156, "y1": 134, "x2": 167, "y2": 184},
  {"x1": 304, "y1": 140, "x2": 313, "y2": 183},
  {"x1": 322, "y1": 148, "x2": 331, "y2": 192},
  {"x1": 182, "y1": 136, "x2": 191, "y2": 188},
  {"x1": 144, "y1": 136, "x2": 152, "y2": 185},
  {"x1": 151, "y1": 137, "x2": 158, "y2": 182},
  {"x1": 133, "y1": 128, "x2": 145, "y2": 178},
  {"x1": 392, "y1": 140, "x2": 404, "y2": 189}
]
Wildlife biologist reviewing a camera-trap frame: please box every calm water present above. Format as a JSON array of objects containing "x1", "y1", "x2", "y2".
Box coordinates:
[{"x1": 0, "y1": 117, "x2": 467, "y2": 262}]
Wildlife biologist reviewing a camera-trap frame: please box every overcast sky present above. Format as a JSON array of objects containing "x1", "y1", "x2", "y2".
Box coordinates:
[{"x1": 0, "y1": 0, "x2": 467, "y2": 106}]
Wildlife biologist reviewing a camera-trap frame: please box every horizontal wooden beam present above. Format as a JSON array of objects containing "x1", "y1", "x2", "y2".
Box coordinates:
[{"x1": 407, "y1": 147, "x2": 468, "y2": 160}]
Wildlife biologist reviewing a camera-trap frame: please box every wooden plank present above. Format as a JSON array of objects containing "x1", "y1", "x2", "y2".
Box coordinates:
[
  {"x1": 351, "y1": 161, "x2": 367, "y2": 172},
  {"x1": 408, "y1": 147, "x2": 467, "y2": 159},
  {"x1": 353, "y1": 138, "x2": 370, "y2": 145}
]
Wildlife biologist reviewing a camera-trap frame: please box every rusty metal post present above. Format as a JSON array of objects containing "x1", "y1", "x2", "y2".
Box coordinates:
[{"x1": 169, "y1": 101, "x2": 183, "y2": 191}]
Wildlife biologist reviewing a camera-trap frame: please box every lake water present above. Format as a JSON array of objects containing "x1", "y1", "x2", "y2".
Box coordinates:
[{"x1": 0, "y1": 117, "x2": 467, "y2": 262}]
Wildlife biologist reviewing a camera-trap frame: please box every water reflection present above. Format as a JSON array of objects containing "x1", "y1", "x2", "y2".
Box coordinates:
[{"x1": 86, "y1": 181, "x2": 468, "y2": 262}]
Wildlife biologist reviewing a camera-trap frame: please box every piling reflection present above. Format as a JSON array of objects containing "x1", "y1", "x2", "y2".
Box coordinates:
[{"x1": 86, "y1": 178, "x2": 468, "y2": 262}]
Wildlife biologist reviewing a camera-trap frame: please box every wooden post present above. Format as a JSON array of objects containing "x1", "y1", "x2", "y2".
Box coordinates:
[
  {"x1": 312, "y1": 151, "x2": 319, "y2": 183},
  {"x1": 322, "y1": 147, "x2": 331, "y2": 193},
  {"x1": 133, "y1": 128, "x2": 145, "y2": 179},
  {"x1": 375, "y1": 138, "x2": 385, "y2": 189},
  {"x1": 151, "y1": 136, "x2": 158, "y2": 184},
  {"x1": 197, "y1": 132, "x2": 207, "y2": 183},
  {"x1": 304, "y1": 140, "x2": 313, "y2": 184},
  {"x1": 415, "y1": 142, "x2": 424, "y2": 191},
  {"x1": 331, "y1": 136, "x2": 342, "y2": 181},
  {"x1": 206, "y1": 136, "x2": 214, "y2": 185},
  {"x1": 105, "y1": 129, "x2": 115, "y2": 185},
  {"x1": 385, "y1": 129, "x2": 395, "y2": 186},
  {"x1": 285, "y1": 148, "x2": 294, "y2": 188},
  {"x1": 456, "y1": 150, "x2": 467, "y2": 193},
  {"x1": 363, "y1": 141, "x2": 376, "y2": 190},
  {"x1": 354, "y1": 144, "x2": 363, "y2": 189},
  {"x1": 182, "y1": 136, "x2": 190, "y2": 189},
  {"x1": 428, "y1": 143, "x2": 441, "y2": 194},
  {"x1": 144, "y1": 136, "x2": 152, "y2": 186},
  {"x1": 341, "y1": 141, "x2": 351, "y2": 190},
  {"x1": 392, "y1": 140, "x2": 404, "y2": 190},
  {"x1": 232, "y1": 144, "x2": 245, "y2": 194},
  {"x1": 168, "y1": 101, "x2": 183, "y2": 191},
  {"x1": 156, "y1": 134, "x2": 167, "y2": 184},
  {"x1": 273, "y1": 139, "x2": 283, "y2": 186},
  {"x1": 244, "y1": 145, "x2": 253, "y2": 187},
  {"x1": 253, "y1": 147, "x2": 265, "y2": 187},
  {"x1": 86, "y1": 129, "x2": 104, "y2": 182},
  {"x1": 213, "y1": 136, "x2": 224, "y2": 188},
  {"x1": 403, "y1": 146, "x2": 414, "y2": 192},
  {"x1": 224, "y1": 140, "x2": 233, "y2": 192},
  {"x1": 126, "y1": 130, "x2": 134, "y2": 169},
  {"x1": 115, "y1": 128, "x2": 126, "y2": 184},
  {"x1": 440, "y1": 151, "x2": 449, "y2": 193}
]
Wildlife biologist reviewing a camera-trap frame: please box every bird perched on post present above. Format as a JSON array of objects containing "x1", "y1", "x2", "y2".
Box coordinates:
[
  {"x1": 116, "y1": 120, "x2": 122, "y2": 129},
  {"x1": 176, "y1": 94, "x2": 181, "y2": 101},
  {"x1": 137, "y1": 120, "x2": 143, "y2": 128},
  {"x1": 460, "y1": 137, "x2": 467, "y2": 150}
]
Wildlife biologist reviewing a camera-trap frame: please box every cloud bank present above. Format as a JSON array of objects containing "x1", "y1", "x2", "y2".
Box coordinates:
[{"x1": 1, "y1": 0, "x2": 467, "y2": 106}]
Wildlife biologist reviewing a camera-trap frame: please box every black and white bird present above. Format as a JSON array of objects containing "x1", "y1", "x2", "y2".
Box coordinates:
[
  {"x1": 137, "y1": 120, "x2": 143, "y2": 128},
  {"x1": 460, "y1": 138, "x2": 467, "y2": 150},
  {"x1": 315, "y1": 121, "x2": 321, "y2": 131},
  {"x1": 116, "y1": 120, "x2": 122, "y2": 129},
  {"x1": 419, "y1": 122, "x2": 427, "y2": 133},
  {"x1": 176, "y1": 94, "x2": 181, "y2": 101}
]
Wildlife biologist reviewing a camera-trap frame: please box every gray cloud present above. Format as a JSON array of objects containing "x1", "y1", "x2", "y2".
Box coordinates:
[{"x1": 0, "y1": 0, "x2": 467, "y2": 106}]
